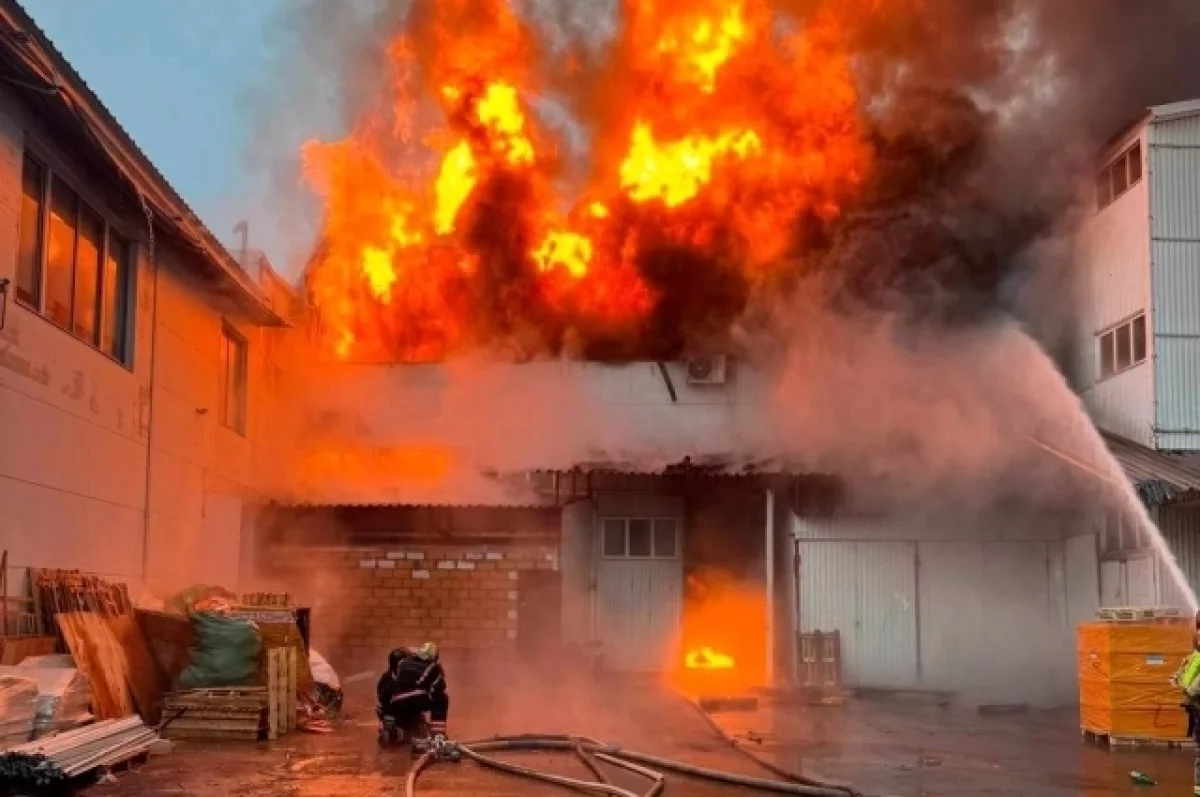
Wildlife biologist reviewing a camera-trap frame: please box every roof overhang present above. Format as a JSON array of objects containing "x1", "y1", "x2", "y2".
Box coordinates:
[
  {"x1": 1102, "y1": 430, "x2": 1200, "y2": 506},
  {"x1": 0, "y1": 1, "x2": 286, "y2": 327}
]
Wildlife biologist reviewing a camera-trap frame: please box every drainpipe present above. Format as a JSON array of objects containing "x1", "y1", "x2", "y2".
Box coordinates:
[
  {"x1": 765, "y1": 487, "x2": 775, "y2": 688},
  {"x1": 139, "y1": 246, "x2": 161, "y2": 589}
]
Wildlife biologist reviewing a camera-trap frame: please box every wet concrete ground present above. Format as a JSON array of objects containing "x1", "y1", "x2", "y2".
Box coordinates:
[
  {"x1": 707, "y1": 692, "x2": 1197, "y2": 796},
  {"x1": 88, "y1": 667, "x2": 1200, "y2": 797},
  {"x1": 93, "y1": 671, "x2": 774, "y2": 797}
]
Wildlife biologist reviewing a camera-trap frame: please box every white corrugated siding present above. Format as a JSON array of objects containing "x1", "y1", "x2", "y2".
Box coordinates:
[
  {"x1": 1159, "y1": 505, "x2": 1200, "y2": 597},
  {"x1": 1152, "y1": 115, "x2": 1200, "y2": 147},
  {"x1": 793, "y1": 515, "x2": 1096, "y2": 705},
  {"x1": 595, "y1": 557, "x2": 683, "y2": 671},
  {"x1": 1149, "y1": 144, "x2": 1200, "y2": 241},
  {"x1": 796, "y1": 540, "x2": 919, "y2": 689},
  {"x1": 1152, "y1": 337, "x2": 1200, "y2": 449},
  {"x1": 1076, "y1": 128, "x2": 1154, "y2": 439},
  {"x1": 1149, "y1": 117, "x2": 1200, "y2": 448}
]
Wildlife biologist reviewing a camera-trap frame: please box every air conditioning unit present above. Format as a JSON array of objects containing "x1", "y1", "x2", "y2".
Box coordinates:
[{"x1": 685, "y1": 355, "x2": 728, "y2": 385}]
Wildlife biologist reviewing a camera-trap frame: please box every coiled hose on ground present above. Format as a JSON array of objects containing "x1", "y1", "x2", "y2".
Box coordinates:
[{"x1": 404, "y1": 734, "x2": 857, "y2": 797}]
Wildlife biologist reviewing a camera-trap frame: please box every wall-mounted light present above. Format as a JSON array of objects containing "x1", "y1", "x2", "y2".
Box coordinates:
[{"x1": 0, "y1": 278, "x2": 9, "y2": 331}]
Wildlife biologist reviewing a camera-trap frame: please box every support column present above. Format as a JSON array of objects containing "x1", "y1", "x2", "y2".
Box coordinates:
[{"x1": 765, "y1": 487, "x2": 775, "y2": 687}]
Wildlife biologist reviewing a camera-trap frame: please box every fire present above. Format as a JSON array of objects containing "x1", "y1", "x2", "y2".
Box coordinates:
[
  {"x1": 620, "y1": 124, "x2": 762, "y2": 208},
  {"x1": 301, "y1": 0, "x2": 872, "y2": 361},
  {"x1": 685, "y1": 647, "x2": 736, "y2": 670},
  {"x1": 533, "y1": 231, "x2": 593, "y2": 278}
]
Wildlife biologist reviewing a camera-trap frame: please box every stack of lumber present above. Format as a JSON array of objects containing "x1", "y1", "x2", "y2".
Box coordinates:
[
  {"x1": 35, "y1": 570, "x2": 165, "y2": 724},
  {"x1": 0, "y1": 717, "x2": 160, "y2": 787},
  {"x1": 1078, "y1": 618, "x2": 1192, "y2": 742},
  {"x1": 0, "y1": 676, "x2": 38, "y2": 748},
  {"x1": 161, "y1": 687, "x2": 269, "y2": 741}
]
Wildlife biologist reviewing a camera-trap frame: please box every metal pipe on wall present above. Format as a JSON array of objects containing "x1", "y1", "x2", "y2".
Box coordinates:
[{"x1": 765, "y1": 487, "x2": 775, "y2": 687}]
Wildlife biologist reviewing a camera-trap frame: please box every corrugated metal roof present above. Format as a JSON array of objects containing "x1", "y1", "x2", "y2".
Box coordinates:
[
  {"x1": 0, "y1": 0, "x2": 283, "y2": 325},
  {"x1": 1103, "y1": 430, "x2": 1200, "y2": 504}
]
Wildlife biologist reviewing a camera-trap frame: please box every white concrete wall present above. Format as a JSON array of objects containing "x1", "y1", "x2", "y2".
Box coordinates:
[
  {"x1": 794, "y1": 511, "x2": 1099, "y2": 707},
  {"x1": 1076, "y1": 127, "x2": 1155, "y2": 445},
  {"x1": 0, "y1": 84, "x2": 277, "y2": 608}
]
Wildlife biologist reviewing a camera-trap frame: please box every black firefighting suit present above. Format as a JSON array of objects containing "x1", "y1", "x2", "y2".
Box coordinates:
[{"x1": 376, "y1": 648, "x2": 449, "y2": 737}]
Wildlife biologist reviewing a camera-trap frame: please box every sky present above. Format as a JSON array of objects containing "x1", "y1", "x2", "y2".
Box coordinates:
[{"x1": 25, "y1": 0, "x2": 301, "y2": 274}]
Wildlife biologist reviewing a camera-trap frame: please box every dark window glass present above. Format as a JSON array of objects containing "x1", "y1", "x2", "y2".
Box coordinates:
[
  {"x1": 1132, "y1": 314, "x2": 1147, "y2": 363},
  {"x1": 1116, "y1": 322, "x2": 1133, "y2": 370},
  {"x1": 1112, "y1": 155, "x2": 1129, "y2": 196},
  {"x1": 1100, "y1": 331, "x2": 1115, "y2": 377},
  {"x1": 1128, "y1": 144, "x2": 1143, "y2": 184},
  {"x1": 73, "y1": 206, "x2": 102, "y2": 344},
  {"x1": 602, "y1": 519, "x2": 625, "y2": 557},
  {"x1": 219, "y1": 325, "x2": 249, "y2": 434},
  {"x1": 45, "y1": 176, "x2": 77, "y2": 328},
  {"x1": 628, "y1": 519, "x2": 652, "y2": 557},
  {"x1": 102, "y1": 233, "x2": 131, "y2": 362},
  {"x1": 16, "y1": 156, "x2": 44, "y2": 306},
  {"x1": 653, "y1": 519, "x2": 677, "y2": 558}
]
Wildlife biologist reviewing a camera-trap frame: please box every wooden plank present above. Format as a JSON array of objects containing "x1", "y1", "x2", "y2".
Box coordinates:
[
  {"x1": 266, "y1": 648, "x2": 280, "y2": 741},
  {"x1": 106, "y1": 613, "x2": 167, "y2": 724},
  {"x1": 134, "y1": 609, "x2": 192, "y2": 684},
  {"x1": 285, "y1": 647, "x2": 297, "y2": 732},
  {"x1": 56, "y1": 611, "x2": 133, "y2": 719}
]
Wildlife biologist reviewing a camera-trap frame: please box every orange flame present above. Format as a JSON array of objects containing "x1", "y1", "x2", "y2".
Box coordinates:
[{"x1": 301, "y1": 0, "x2": 872, "y2": 361}]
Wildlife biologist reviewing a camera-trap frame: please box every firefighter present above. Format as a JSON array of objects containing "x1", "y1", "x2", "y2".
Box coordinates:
[
  {"x1": 1173, "y1": 611, "x2": 1200, "y2": 796},
  {"x1": 377, "y1": 642, "x2": 450, "y2": 744}
]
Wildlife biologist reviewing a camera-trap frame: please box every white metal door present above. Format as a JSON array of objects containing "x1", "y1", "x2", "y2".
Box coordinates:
[
  {"x1": 797, "y1": 541, "x2": 919, "y2": 689},
  {"x1": 594, "y1": 518, "x2": 683, "y2": 672}
]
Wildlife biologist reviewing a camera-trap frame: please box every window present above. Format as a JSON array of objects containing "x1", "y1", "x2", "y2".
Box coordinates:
[
  {"x1": 16, "y1": 154, "x2": 135, "y2": 364},
  {"x1": 219, "y1": 324, "x2": 248, "y2": 435},
  {"x1": 600, "y1": 517, "x2": 679, "y2": 559},
  {"x1": 1096, "y1": 142, "x2": 1143, "y2": 211},
  {"x1": 1098, "y1": 313, "x2": 1148, "y2": 379}
]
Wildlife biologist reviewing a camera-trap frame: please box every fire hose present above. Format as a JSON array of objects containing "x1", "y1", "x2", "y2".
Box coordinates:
[{"x1": 404, "y1": 734, "x2": 858, "y2": 797}]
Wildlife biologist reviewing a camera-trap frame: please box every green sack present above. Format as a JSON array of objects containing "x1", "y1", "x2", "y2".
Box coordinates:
[{"x1": 177, "y1": 612, "x2": 262, "y2": 689}]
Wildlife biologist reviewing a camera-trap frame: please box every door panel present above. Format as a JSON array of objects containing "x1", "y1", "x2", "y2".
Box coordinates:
[
  {"x1": 798, "y1": 541, "x2": 918, "y2": 689},
  {"x1": 595, "y1": 559, "x2": 682, "y2": 671}
]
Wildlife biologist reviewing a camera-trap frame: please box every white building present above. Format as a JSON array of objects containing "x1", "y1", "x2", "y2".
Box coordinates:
[
  {"x1": 1075, "y1": 98, "x2": 1200, "y2": 610},
  {"x1": 0, "y1": 1, "x2": 291, "y2": 602}
]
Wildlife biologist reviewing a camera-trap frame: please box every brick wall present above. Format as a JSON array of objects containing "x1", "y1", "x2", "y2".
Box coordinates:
[{"x1": 271, "y1": 543, "x2": 559, "y2": 673}]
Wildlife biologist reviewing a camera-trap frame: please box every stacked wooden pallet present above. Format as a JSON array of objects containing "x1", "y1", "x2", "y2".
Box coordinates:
[
  {"x1": 161, "y1": 648, "x2": 298, "y2": 741},
  {"x1": 161, "y1": 687, "x2": 269, "y2": 741}
]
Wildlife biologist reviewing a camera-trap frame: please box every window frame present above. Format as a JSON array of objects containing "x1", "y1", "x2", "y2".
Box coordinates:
[
  {"x1": 598, "y1": 517, "x2": 681, "y2": 560},
  {"x1": 1095, "y1": 142, "x2": 1144, "y2": 212},
  {"x1": 15, "y1": 149, "x2": 137, "y2": 368},
  {"x1": 219, "y1": 322, "x2": 249, "y2": 436},
  {"x1": 1097, "y1": 312, "x2": 1149, "y2": 380}
]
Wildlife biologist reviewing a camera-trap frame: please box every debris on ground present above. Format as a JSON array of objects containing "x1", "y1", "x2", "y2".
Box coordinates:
[
  {"x1": 0, "y1": 676, "x2": 38, "y2": 748},
  {"x1": 0, "y1": 716, "x2": 161, "y2": 788}
]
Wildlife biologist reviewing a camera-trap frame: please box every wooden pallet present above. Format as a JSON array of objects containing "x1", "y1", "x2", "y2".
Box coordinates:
[
  {"x1": 161, "y1": 687, "x2": 268, "y2": 741},
  {"x1": 1097, "y1": 607, "x2": 1186, "y2": 623},
  {"x1": 266, "y1": 647, "x2": 298, "y2": 740},
  {"x1": 1082, "y1": 728, "x2": 1195, "y2": 749}
]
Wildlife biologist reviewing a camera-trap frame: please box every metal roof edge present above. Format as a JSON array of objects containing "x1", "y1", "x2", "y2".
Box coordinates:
[
  {"x1": 0, "y1": 0, "x2": 285, "y2": 327},
  {"x1": 1149, "y1": 98, "x2": 1200, "y2": 123}
]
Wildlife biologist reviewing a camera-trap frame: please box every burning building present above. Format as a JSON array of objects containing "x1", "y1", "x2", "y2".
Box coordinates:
[{"x1": 245, "y1": 0, "x2": 1200, "y2": 708}]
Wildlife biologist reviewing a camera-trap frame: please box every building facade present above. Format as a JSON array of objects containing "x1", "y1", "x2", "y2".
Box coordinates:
[
  {"x1": 1075, "y1": 98, "x2": 1200, "y2": 611},
  {"x1": 0, "y1": 1, "x2": 289, "y2": 603}
]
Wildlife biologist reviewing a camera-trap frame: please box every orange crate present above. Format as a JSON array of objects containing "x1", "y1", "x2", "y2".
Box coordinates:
[{"x1": 1077, "y1": 622, "x2": 1192, "y2": 740}]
